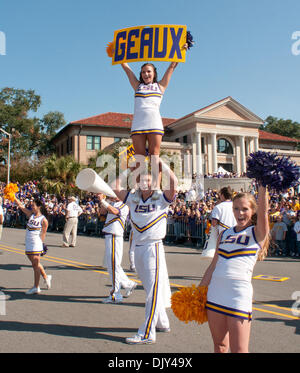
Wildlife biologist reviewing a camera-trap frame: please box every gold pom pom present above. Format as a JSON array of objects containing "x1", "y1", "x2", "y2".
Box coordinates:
[
  {"x1": 171, "y1": 285, "x2": 208, "y2": 324},
  {"x1": 106, "y1": 41, "x2": 115, "y2": 58},
  {"x1": 3, "y1": 183, "x2": 19, "y2": 202}
]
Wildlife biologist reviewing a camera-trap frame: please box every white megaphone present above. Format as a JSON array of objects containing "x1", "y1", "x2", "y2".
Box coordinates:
[
  {"x1": 75, "y1": 168, "x2": 117, "y2": 198},
  {"x1": 201, "y1": 225, "x2": 218, "y2": 258}
]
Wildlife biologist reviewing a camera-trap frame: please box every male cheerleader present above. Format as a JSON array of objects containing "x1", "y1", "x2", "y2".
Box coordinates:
[
  {"x1": 98, "y1": 193, "x2": 137, "y2": 303},
  {"x1": 113, "y1": 159, "x2": 176, "y2": 344}
]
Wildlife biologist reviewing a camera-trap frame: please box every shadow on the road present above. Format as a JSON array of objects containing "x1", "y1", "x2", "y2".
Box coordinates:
[
  {"x1": 0, "y1": 319, "x2": 137, "y2": 343},
  {"x1": 1, "y1": 288, "x2": 145, "y2": 309},
  {"x1": 255, "y1": 317, "x2": 300, "y2": 335},
  {"x1": 0, "y1": 264, "x2": 30, "y2": 271}
]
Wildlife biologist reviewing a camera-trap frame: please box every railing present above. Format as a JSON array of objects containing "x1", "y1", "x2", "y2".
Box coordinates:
[{"x1": 2, "y1": 211, "x2": 206, "y2": 248}]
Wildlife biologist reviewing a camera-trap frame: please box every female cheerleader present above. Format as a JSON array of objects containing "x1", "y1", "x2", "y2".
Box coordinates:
[
  {"x1": 15, "y1": 196, "x2": 52, "y2": 294},
  {"x1": 121, "y1": 56, "x2": 186, "y2": 191},
  {"x1": 200, "y1": 184, "x2": 269, "y2": 353}
]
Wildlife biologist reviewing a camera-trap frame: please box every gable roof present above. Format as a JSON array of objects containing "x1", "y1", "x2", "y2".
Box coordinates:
[{"x1": 167, "y1": 96, "x2": 264, "y2": 127}]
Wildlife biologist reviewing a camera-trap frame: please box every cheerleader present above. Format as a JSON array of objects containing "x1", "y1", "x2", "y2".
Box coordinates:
[
  {"x1": 15, "y1": 196, "x2": 52, "y2": 295},
  {"x1": 200, "y1": 185, "x2": 269, "y2": 353},
  {"x1": 113, "y1": 159, "x2": 177, "y2": 344},
  {"x1": 121, "y1": 56, "x2": 186, "y2": 191}
]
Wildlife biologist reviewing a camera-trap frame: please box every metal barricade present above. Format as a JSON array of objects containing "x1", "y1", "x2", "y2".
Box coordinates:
[{"x1": 165, "y1": 217, "x2": 205, "y2": 248}]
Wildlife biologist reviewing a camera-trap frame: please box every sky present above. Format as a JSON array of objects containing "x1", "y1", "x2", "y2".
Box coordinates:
[{"x1": 1, "y1": 0, "x2": 300, "y2": 129}]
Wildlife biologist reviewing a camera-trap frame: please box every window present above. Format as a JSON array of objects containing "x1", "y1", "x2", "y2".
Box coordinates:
[
  {"x1": 114, "y1": 137, "x2": 121, "y2": 143},
  {"x1": 217, "y1": 138, "x2": 233, "y2": 154},
  {"x1": 87, "y1": 136, "x2": 101, "y2": 150}
]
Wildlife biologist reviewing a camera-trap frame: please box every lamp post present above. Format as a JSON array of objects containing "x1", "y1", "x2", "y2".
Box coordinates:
[{"x1": 0, "y1": 128, "x2": 12, "y2": 184}]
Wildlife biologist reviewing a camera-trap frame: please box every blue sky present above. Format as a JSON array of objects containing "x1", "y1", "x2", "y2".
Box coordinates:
[{"x1": 1, "y1": 0, "x2": 300, "y2": 128}]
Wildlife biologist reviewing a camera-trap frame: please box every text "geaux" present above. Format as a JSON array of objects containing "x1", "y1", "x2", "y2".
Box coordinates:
[{"x1": 112, "y1": 25, "x2": 186, "y2": 65}]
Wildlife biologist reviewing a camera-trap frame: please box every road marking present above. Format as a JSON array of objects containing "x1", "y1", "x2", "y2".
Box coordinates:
[
  {"x1": 1, "y1": 244, "x2": 299, "y2": 320},
  {"x1": 252, "y1": 307, "x2": 299, "y2": 320},
  {"x1": 253, "y1": 275, "x2": 289, "y2": 282}
]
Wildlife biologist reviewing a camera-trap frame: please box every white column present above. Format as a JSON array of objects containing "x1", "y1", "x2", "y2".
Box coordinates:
[
  {"x1": 192, "y1": 134, "x2": 196, "y2": 175},
  {"x1": 211, "y1": 133, "x2": 217, "y2": 174},
  {"x1": 240, "y1": 135, "x2": 246, "y2": 174},
  {"x1": 249, "y1": 137, "x2": 255, "y2": 153},
  {"x1": 254, "y1": 136, "x2": 259, "y2": 152},
  {"x1": 196, "y1": 131, "x2": 202, "y2": 176}
]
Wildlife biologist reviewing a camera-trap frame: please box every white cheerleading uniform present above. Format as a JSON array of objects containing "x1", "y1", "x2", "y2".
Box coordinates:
[
  {"x1": 206, "y1": 225, "x2": 261, "y2": 320},
  {"x1": 131, "y1": 83, "x2": 164, "y2": 136},
  {"x1": 124, "y1": 190, "x2": 169, "y2": 245},
  {"x1": 25, "y1": 214, "x2": 46, "y2": 254},
  {"x1": 124, "y1": 190, "x2": 172, "y2": 341},
  {"x1": 102, "y1": 201, "x2": 135, "y2": 300},
  {"x1": 211, "y1": 201, "x2": 237, "y2": 234},
  {"x1": 202, "y1": 201, "x2": 237, "y2": 258}
]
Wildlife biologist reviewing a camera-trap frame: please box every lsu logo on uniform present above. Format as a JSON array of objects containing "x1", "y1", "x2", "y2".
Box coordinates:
[
  {"x1": 111, "y1": 25, "x2": 187, "y2": 65},
  {"x1": 135, "y1": 204, "x2": 156, "y2": 213},
  {"x1": 220, "y1": 234, "x2": 250, "y2": 246}
]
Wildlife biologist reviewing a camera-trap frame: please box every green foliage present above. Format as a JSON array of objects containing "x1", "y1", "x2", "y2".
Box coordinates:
[
  {"x1": 260, "y1": 116, "x2": 300, "y2": 139},
  {"x1": 38, "y1": 154, "x2": 82, "y2": 196},
  {"x1": 0, "y1": 87, "x2": 66, "y2": 159}
]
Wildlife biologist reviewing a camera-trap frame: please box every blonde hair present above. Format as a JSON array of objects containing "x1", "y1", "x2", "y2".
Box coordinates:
[{"x1": 233, "y1": 192, "x2": 269, "y2": 261}]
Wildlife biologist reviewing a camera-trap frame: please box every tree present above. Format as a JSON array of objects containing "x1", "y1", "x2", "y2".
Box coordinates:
[
  {"x1": 34, "y1": 111, "x2": 66, "y2": 157},
  {"x1": 38, "y1": 154, "x2": 82, "y2": 197},
  {"x1": 260, "y1": 116, "x2": 300, "y2": 140},
  {"x1": 0, "y1": 87, "x2": 66, "y2": 159}
]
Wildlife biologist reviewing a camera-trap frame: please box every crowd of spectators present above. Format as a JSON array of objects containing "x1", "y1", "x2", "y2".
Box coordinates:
[{"x1": 1, "y1": 179, "x2": 300, "y2": 257}]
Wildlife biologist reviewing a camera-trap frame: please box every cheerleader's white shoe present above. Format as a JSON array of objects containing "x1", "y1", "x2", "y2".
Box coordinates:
[
  {"x1": 45, "y1": 275, "x2": 52, "y2": 289},
  {"x1": 26, "y1": 286, "x2": 41, "y2": 295},
  {"x1": 125, "y1": 334, "x2": 155, "y2": 345}
]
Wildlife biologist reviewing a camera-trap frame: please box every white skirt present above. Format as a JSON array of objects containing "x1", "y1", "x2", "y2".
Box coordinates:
[
  {"x1": 131, "y1": 110, "x2": 164, "y2": 136},
  {"x1": 206, "y1": 275, "x2": 253, "y2": 320}
]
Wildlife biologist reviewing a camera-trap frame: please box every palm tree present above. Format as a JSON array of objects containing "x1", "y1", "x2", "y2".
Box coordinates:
[{"x1": 39, "y1": 154, "x2": 82, "y2": 196}]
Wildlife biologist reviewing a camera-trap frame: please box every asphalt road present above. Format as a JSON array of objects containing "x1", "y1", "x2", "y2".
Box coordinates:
[{"x1": 0, "y1": 227, "x2": 299, "y2": 357}]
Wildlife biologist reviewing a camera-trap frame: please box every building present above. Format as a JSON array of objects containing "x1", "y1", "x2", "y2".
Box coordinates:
[{"x1": 51, "y1": 96, "x2": 300, "y2": 175}]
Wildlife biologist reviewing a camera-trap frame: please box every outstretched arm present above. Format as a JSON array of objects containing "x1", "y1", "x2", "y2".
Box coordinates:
[
  {"x1": 158, "y1": 44, "x2": 187, "y2": 93},
  {"x1": 158, "y1": 62, "x2": 178, "y2": 94},
  {"x1": 254, "y1": 185, "x2": 269, "y2": 246},
  {"x1": 160, "y1": 159, "x2": 178, "y2": 202},
  {"x1": 111, "y1": 169, "x2": 130, "y2": 202},
  {"x1": 14, "y1": 197, "x2": 32, "y2": 218},
  {"x1": 121, "y1": 63, "x2": 140, "y2": 91}
]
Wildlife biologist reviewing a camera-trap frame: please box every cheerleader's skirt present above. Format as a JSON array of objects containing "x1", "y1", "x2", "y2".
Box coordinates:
[{"x1": 206, "y1": 275, "x2": 253, "y2": 321}]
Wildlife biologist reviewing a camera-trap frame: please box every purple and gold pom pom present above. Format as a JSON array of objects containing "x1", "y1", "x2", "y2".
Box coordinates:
[
  {"x1": 186, "y1": 31, "x2": 194, "y2": 50},
  {"x1": 246, "y1": 151, "x2": 300, "y2": 192}
]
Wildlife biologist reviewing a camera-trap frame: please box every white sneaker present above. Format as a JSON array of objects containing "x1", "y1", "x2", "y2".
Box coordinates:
[
  {"x1": 45, "y1": 275, "x2": 52, "y2": 289},
  {"x1": 125, "y1": 334, "x2": 155, "y2": 345},
  {"x1": 102, "y1": 295, "x2": 123, "y2": 304},
  {"x1": 125, "y1": 282, "x2": 137, "y2": 297},
  {"x1": 26, "y1": 286, "x2": 41, "y2": 295},
  {"x1": 156, "y1": 327, "x2": 171, "y2": 333}
]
